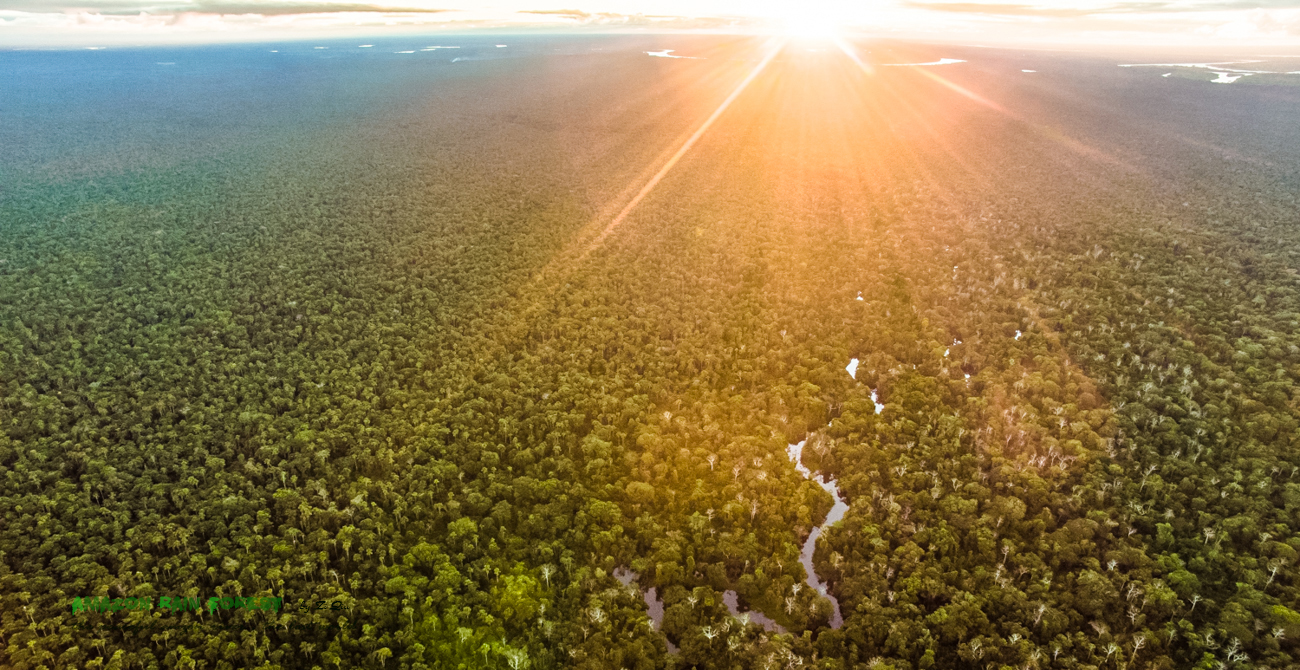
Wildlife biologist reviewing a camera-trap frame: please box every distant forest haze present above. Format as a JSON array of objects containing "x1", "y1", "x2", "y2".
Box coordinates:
[{"x1": 2, "y1": 36, "x2": 1299, "y2": 669}]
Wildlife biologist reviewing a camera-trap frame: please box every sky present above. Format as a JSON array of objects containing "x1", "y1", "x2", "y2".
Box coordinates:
[{"x1": 1, "y1": 0, "x2": 1298, "y2": 46}]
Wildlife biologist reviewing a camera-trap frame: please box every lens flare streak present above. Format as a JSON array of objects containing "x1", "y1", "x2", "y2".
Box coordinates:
[{"x1": 582, "y1": 39, "x2": 787, "y2": 256}]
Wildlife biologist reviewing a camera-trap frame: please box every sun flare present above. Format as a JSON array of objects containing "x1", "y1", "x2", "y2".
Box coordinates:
[
  {"x1": 780, "y1": 13, "x2": 841, "y2": 39},
  {"x1": 765, "y1": 0, "x2": 860, "y2": 39}
]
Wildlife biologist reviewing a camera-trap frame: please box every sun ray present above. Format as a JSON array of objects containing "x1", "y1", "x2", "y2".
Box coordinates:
[{"x1": 577, "y1": 38, "x2": 788, "y2": 259}]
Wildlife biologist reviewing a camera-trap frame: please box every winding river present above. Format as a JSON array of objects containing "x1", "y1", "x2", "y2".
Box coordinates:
[
  {"x1": 614, "y1": 567, "x2": 678, "y2": 652},
  {"x1": 785, "y1": 429, "x2": 849, "y2": 629},
  {"x1": 616, "y1": 359, "x2": 869, "y2": 640},
  {"x1": 781, "y1": 357, "x2": 878, "y2": 629}
]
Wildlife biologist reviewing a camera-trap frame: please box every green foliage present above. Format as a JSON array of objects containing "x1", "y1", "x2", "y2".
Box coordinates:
[{"x1": 2, "y1": 38, "x2": 1298, "y2": 670}]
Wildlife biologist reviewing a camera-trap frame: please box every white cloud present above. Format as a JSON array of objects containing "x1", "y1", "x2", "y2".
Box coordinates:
[
  {"x1": 1, "y1": 0, "x2": 1298, "y2": 45},
  {"x1": 1194, "y1": 8, "x2": 1300, "y2": 40}
]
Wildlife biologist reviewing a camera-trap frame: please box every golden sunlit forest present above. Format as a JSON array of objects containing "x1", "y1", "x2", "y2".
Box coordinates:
[{"x1": 2, "y1": 35, "x2": 1299, "y2": 670}]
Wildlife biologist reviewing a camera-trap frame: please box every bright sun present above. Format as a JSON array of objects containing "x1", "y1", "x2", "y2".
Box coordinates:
[
  {"x1": 769, "y1": 0, "x2": 863, "y2": 40},
  {"x1": 780, "y1": 13, "x2": 842, "y2": 39}
]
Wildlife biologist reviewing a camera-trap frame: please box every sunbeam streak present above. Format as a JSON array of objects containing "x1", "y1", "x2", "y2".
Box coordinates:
[
  {"x1": 580, "y1": 38, "x2": 787, "y2": 257},
  {"x1": 833, "y1": 37, "x2": 874, "y2": 76},
  {"x1": 834, "y1": 39, "x2": 1139, "y2": 175}
]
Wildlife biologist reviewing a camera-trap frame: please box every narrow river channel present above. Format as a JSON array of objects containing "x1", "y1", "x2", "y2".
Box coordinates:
[{"x1": 617, "y1": 358, "x2": 873, "y2": 645}]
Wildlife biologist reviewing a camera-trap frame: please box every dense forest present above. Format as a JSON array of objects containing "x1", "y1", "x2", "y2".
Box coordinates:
[{"x1": 2, "y1": 38, "x2": 1298, "y2": 669}]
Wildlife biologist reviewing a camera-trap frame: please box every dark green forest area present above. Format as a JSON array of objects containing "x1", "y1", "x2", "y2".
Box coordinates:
[{"x1": 2, "y1": 39, "x2": 1299, "y2": 669}]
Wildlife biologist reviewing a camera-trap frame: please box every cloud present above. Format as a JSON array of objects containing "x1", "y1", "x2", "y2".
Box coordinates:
[
  {"x1": 186, "y1": 1, "x2": 448, "y2": 14},
  {"x1": 1194, "y1": 6, "x2": 1300, "y2": 35},
  {"x1": 900, "y1": 1, "x2": 1173, "y2": 16},
  {"x1": 2, "y1": 0, "x2": 1298, "y2": 45},
  {"x1": 515, "y1": 8, "x2": 738, "y2": 28},
  {"x1": 0, "y1": 0, "x2": 448, "y2": 15},
  {"x1": 1182, "y1": 0, "x2": 1300, "y2": 9},
  {"x1": 902, "y1": 2, "x2": 1098, "y2": 16},
  {"x1": 517, "y1": 8, "x2": 590, "y2": 18},
  {"x1": 903, "y1": 0, "x2": 1300, "y2": 15}
]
